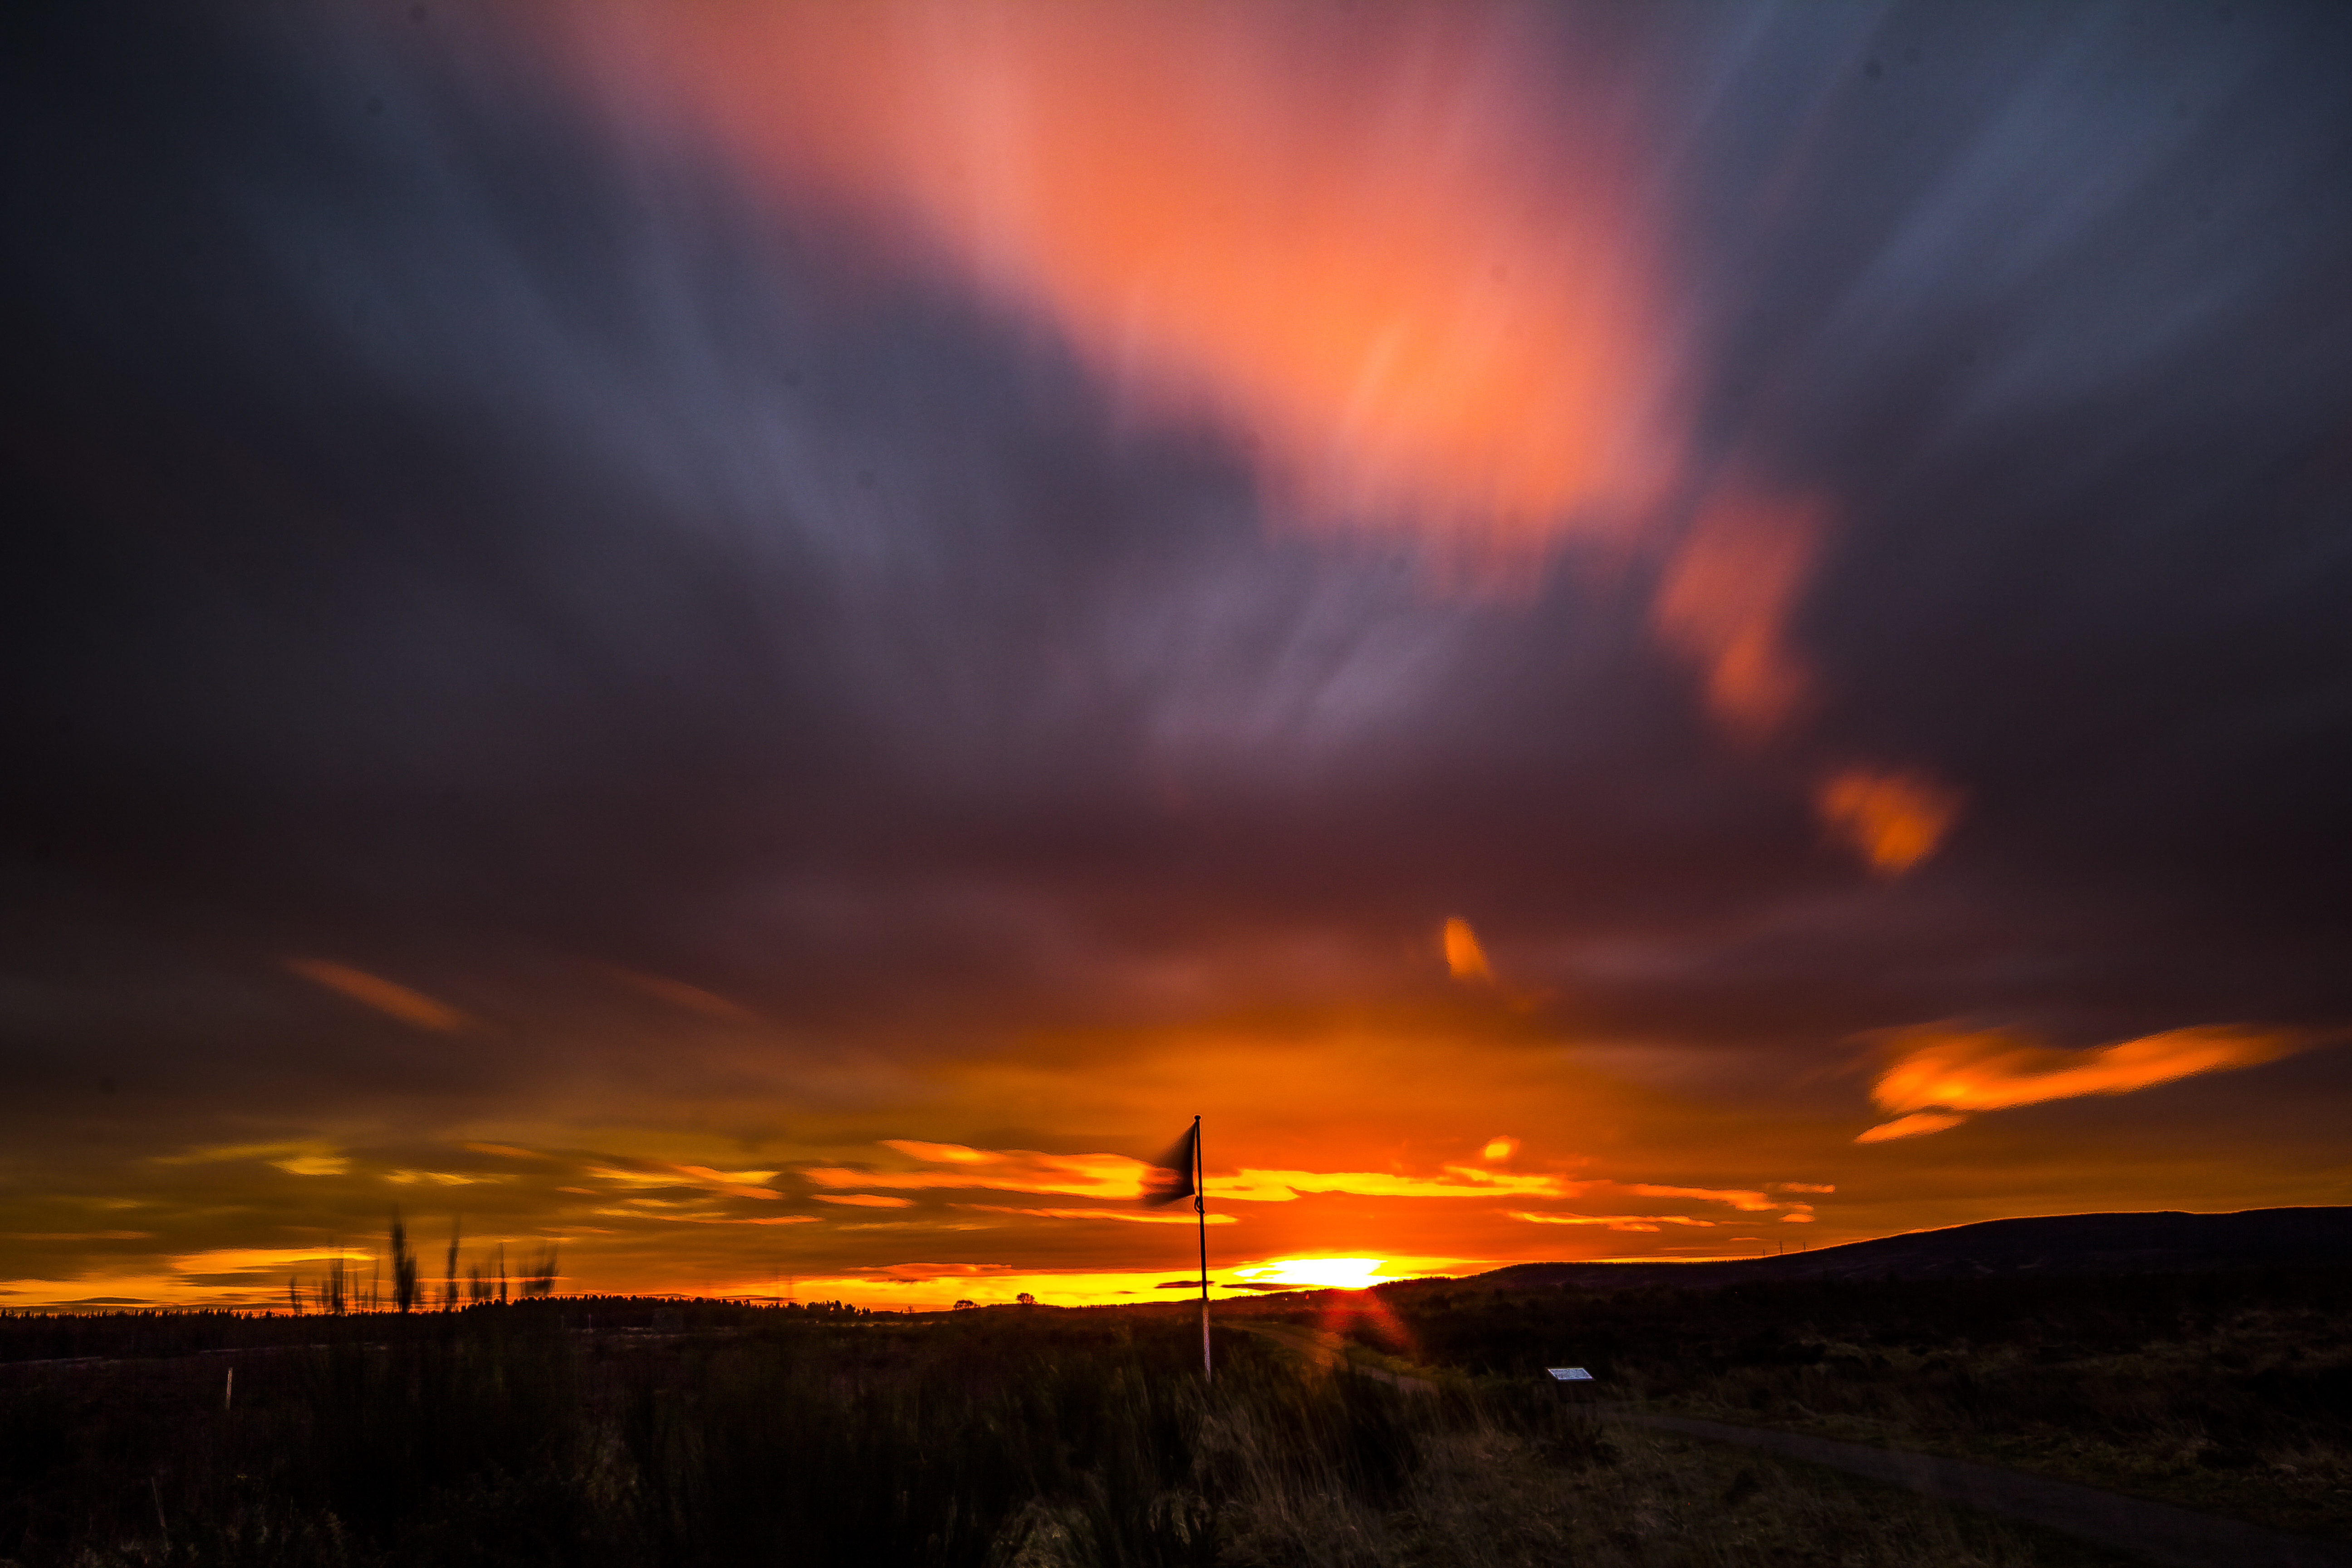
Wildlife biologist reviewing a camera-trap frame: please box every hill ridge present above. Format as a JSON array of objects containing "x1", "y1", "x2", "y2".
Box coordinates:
[{"x1": 1446, "y1": 1205, "x2": 2352, "y2": 1291}]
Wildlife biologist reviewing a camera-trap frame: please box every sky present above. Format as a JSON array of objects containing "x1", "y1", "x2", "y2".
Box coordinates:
[{"x1": 3, "y1": 0, "x2": 2349, "y2": 1311}]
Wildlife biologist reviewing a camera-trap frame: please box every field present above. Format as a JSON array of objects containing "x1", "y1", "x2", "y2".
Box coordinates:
[
  {"x1": 0, "y1": 1265, "x2": 2343, "y2": 1567},
  {"x1": 1347, "y1": 1262, "x2": 2352, "y2": 1543}
]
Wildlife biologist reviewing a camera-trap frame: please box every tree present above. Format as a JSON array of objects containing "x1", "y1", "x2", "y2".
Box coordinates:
[{"x1": 1015, "y1": 1293, "x2": 1036, "y2": 1307}]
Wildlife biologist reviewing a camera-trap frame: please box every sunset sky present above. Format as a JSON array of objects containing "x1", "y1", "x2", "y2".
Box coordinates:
[{"x1": 4, "y1": 1, "x2": 2349, "y2": 1310}]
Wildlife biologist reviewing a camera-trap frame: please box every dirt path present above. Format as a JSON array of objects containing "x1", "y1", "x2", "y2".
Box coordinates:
[{"x1": 1222, "y1": 1323, "x2": 2352, "y2": 1567}]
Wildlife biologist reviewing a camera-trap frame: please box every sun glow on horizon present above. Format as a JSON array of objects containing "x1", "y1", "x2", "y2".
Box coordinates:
[{"x1": 1233, "y1": 1256, "x2": 1391, "y2": 1291}]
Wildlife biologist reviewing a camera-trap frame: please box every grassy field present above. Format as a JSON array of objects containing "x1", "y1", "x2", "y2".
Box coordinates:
[
  {"x1": 1324, "y1": 1263, "x2": 2352, "y2": 1544},
  {"x1": 0, "y1": 1267, "x2": 2340, "y2": 1566}
]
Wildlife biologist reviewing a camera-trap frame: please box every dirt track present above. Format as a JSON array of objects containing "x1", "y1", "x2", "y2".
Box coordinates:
[{"x1": 1224, "y1": 1321, "x2": 2352, "y2": 1568}]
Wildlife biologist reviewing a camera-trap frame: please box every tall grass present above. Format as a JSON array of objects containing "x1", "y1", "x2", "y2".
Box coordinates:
[
  {"x1": 0, "y1": 1301, "x2": 2133, "y2": 1567},
  {"x1": 1360, "y1": 1264, "x2": 2352, "y2": 1540}
]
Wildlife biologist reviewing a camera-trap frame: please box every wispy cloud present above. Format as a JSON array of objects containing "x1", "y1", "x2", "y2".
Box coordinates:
[
  {"x1": 1443, "y1": 917, "x2": 1493, "y2": 982},
  {"x1": 1624, "y1": 1183, "x2": 1778, "y2": 1212},
  {"x1": 1507, "y1": 1211, "x2": 1713, "y2": 1232},
  {"x1": 155, "y1": 1142, "x2": 344, "y2": 1176},
  {"x1": 606, "y1": 967, "x2": 758, "y2": 1021},
  {"x1": 172, "y1": 1246, "x2": 373, "y2": 1275},
  {"x1": 804, "y1": 1143, "x2": 1149, "y2": 1200},
  {"x1": 954, "y1": 1205, "x2": 1238, "y2": 1225},
  {"x1": 1649, "y1": 483, "x2": 1821, "y2": 741},
  {"x1": 284, "y1": 958, "x2": 467, "y2": 1031},
  {"x1": 1854, "y1": 1111, "x2": 1968, "y2": 1144},
  {"x1": 584, "y1": 1163, "x2": 784, "y2": 1200},
  {"x1": 593, "y1": 1208, "x2": 820, "y2": 1226},
  {"x1": 1816, "y1": 769, "x2": 1964, "y2": 877},
  {"x1": 1220, "y1": 1167, "x2": 1586, "y2": 1203},
  {"x1": 1857, "y1": 1024, "x2": 2313, "y2": 1141}
]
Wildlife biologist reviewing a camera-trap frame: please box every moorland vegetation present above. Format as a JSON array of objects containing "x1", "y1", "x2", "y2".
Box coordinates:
[{"x1": 0, "y1": 1261, "x2": 2344, "y2": 1567}]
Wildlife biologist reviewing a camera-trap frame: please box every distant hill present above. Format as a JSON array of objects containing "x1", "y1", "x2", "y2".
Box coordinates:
[{"x1": 1443, "y1": 1207, "x2": 2352, "y2": 1292}]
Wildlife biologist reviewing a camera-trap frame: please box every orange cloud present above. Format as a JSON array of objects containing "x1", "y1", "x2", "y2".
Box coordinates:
[
  {"x1": 172, "y1": 1246, "x2": 373, "y2": 1276},
  {"x1": 880, "y1": 1140, "x2": 1004, "y2": 1166},
  {"x1": 555, "y1": 2, "x2": 1678, "y2": 576},
  {"x1": 1443, "y1": 918, "x2": 1494, "y2": 982},
  {"x1": 953, "y1": 1205, "x2": 1238, "y2": 1226},
  {"x1": 284, "y1": 957, "x2": 466, "y2": 1031},
  {"x1": 1853, "y1": 1111, "x2": 1968, "y2": 1144},
  {"x1": 1857, "y1": 1024, "x2": 2311, "y2": 1141},
  {"x1": 1507, "y1": 1211, "x2": 1714, "y2": 1231},
  {"x1": 806, "y1": 1142, "x2": 1150, "y2": 1200},
  {"x1": 1816, "y1": 768, "x2": 1965, "y2": 875},
  {"x1": 584, "y1": 1163, "x2": 784, "y2": 1200},
  {"x1": 1221, "y1": 1167, "x2": 1584, "y2": 1203},
  {"x1": 1649, "y1": 485, "x2": 1823, "y2": 741},
  {"x1": 593, "y1": 1208, "x2": 820, "y2": 1226},
  {"x1": 814, "y1": 1194, "x2": 915, "y2": 1209},
  {"x1": 607, "y1": 967, "x2": 757, "y2": 1021},
  {"x1": 804, "y1": 1143, "x2": 1592, "y2": 1207},
  {"x1": 1625, "y1": 1182, "x2": 1779, "y2": 1212}
]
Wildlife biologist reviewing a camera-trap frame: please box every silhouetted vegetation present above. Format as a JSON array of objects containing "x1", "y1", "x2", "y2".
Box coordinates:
[
  {"x1": 1349, "y1": 1263, "x2": 2352, "y2": 1539},
  {"x1": 0, "y1": 1295, "x2": 2141, "y2": 1567}
]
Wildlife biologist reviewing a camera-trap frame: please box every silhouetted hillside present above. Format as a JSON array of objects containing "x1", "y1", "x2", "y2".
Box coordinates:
[{"x1": 1459, "y1": 1207, "x2": 2352, "y2": 1292}]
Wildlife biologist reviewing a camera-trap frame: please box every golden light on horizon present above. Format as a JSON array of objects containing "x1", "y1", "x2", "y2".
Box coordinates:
[{"x1": 1235, "y1": 1257, "x2": 1391, "y2": 1291}]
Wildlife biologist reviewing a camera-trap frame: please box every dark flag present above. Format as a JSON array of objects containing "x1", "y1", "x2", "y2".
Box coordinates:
[{"x1": 1141, "y1": 1122, "x2": 1198, "y2": 1208}]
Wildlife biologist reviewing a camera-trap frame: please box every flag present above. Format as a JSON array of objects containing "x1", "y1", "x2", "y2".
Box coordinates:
[{"x1": 1141, "y1": 1122, "x2": 1197, "y2": 1208}]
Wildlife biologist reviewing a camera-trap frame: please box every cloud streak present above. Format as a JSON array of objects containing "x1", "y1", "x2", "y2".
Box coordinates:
[
  {"x1": 284, "y1": 959, "x2": 468, "y2": 1033},
  {"x1": 1857, "y1": 1025, "x2": 2315, "y2": 1141},
  {"x1": 559, "y1": 0, "x2": 1678, "y2": 572}
]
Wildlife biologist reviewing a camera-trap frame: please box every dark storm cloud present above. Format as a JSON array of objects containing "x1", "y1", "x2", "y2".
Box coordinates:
[{"x1": 2, "y1": 0, "x2": 2349, "y2": 1173}]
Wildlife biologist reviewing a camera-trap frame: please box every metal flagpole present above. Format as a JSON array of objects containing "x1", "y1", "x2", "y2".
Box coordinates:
[{"x1": 1194, "y1": 1114, "x2": 1210, "y2": 1382}]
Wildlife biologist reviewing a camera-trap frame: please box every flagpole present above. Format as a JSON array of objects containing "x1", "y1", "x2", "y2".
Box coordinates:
[{"x1": 1194, "y1": 1113, "x2": 1210, "y2": 1383}]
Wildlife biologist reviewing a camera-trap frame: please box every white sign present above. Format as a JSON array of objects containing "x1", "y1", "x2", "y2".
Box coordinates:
[{"x1": 1547, "y1": 1367, "x2": 1593, "y2": 1381}]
